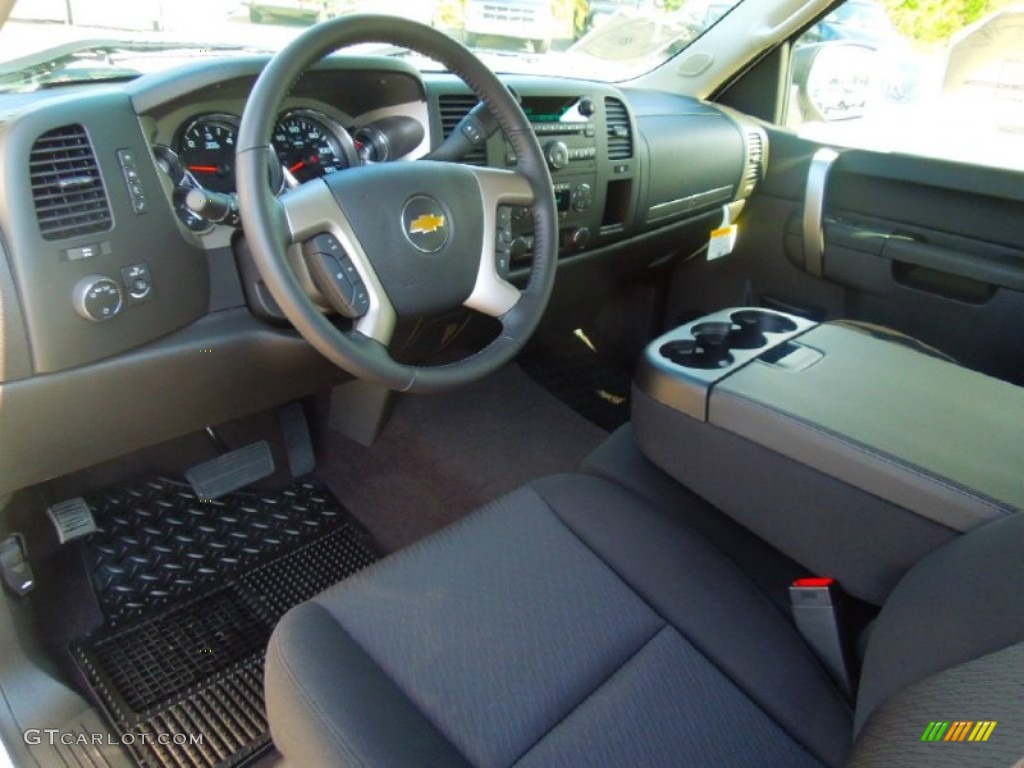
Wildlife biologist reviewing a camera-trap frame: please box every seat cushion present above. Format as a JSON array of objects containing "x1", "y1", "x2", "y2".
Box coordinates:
[{"x1": 266, "y1": 474, "x2": 852, "y2": 767}]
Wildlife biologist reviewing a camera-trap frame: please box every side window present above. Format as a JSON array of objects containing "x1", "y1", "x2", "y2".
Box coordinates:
[{"x1": 785, "y1": 0, "x2": 1024, "y2": 170}]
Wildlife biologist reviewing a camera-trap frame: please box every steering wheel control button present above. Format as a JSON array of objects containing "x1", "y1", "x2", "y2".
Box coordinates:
[
  {"x1": 311, "y1": 233, "x2": 345, "y2": 259},
  {"x1": 121, "y1": 263, "x2": 153, "y2": 303},
  {"x1": 401, "y1": 196, "x2": 450, "y2": 254},
  {"x1": 352, "y1": 282, "x2": 370, "y2": 316},
  {"x1": 73, "y1": 275, "x2": 124, "y2": 322},
  {"x1": 460, "y1": 118, "x2": 486, "y2": 146},
  {"x1": 303, "y1": 237, "x2": 367, "y2": 319},
  {"x1": 495, "y1": 205, "x2": 515, "y2": 277},
  {"x1": 496, "y1": 253, "x2": 510, "y2": 279}
]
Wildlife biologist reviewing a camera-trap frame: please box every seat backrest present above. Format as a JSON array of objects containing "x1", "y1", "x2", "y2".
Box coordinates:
[{"x1": 850, "y1": 512, "x2": 1024, "y2": 764}]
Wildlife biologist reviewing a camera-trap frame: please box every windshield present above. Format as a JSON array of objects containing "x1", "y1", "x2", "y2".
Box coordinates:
[{"x1": 0, "y1": 0, "x2": 744, "y2": 88}]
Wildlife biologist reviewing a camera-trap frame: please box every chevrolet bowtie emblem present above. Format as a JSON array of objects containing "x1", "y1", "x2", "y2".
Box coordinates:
[
  {"x1": 409, "y1": 213, "x2": 446, "y2": 235},
  {"x1": 402, "y1": 196, "x2": 449, "y2": 253}
]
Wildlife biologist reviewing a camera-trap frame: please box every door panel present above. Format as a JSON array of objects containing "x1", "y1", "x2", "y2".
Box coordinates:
[{"x1": 666, "y1": 128, "x2": 1024, "y2": 385}]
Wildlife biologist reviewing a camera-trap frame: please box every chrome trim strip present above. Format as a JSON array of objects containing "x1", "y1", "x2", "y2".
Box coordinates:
[{"x1": 646, "y1": 185, "x2": 734, "y2": 223}]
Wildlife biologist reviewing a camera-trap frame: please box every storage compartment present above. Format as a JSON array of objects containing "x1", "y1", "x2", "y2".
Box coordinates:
[{"x1": 634, "y1": 309, "x2": 1024, "y2": 603}]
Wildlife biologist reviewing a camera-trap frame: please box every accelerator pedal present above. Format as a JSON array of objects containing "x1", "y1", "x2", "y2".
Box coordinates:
[{"x1": 185, "y1": 440, "x2": 274, "y2": 501}]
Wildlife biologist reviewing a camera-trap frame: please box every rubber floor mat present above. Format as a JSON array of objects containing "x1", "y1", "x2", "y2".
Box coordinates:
[
  {"x1": 84, "y1": 477, "x2": 359, "y2": 625},
  {"x1": 72, "y1": 478, "x2": 378, "y2": 768}
]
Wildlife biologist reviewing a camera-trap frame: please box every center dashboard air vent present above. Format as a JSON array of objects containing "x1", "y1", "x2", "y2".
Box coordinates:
[
  {"x1": 29, "y1": 124, "x2": 113, "y2": 241},
  {"x1": 438, "y1": 94, "x2": 488, "y2": 166},
  {"x1": 604, "y1": 97, "x2": 633, "y2": 160}
]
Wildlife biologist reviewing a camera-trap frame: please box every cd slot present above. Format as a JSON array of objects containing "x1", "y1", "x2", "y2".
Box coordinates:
[{"x1": 530, "y1": 122, "x2": 592, "y2": 136}]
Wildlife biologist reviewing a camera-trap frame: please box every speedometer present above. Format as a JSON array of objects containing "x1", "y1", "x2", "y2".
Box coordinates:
[
  {"x1": 273, "y1": 110, "x2": 359, "y2": 184},
  {"x1": 177, "y1": 114, "x2": 239, "y2": 194}
]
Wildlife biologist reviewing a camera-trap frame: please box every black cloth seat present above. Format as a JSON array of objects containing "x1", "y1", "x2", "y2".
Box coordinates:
[{"x1": 266, "y1": 474, "x2": 1024, "y2": 767}]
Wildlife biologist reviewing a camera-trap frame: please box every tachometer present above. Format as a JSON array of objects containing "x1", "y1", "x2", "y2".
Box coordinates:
[
  {"x1": 273, "y1": 110, "x2": 358, "y2": 185},
  {"x1": 177, "y1": 114, "x2": 239, "y2": 194}
]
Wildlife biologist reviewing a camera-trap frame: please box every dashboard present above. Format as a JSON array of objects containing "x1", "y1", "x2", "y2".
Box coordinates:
[{"x1": 0, "y1": 53, "x2": 767, "y2": 495}]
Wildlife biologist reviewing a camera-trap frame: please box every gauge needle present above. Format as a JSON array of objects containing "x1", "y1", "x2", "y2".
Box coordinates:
[
  {"x1": 289, "y1": 161, "x2": 306, "y2": 172},
  {"x1": 188, "y1": 165, "x2": 219, "y2": 173}
]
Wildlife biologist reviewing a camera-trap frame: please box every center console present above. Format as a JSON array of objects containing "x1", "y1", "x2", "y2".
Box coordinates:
[{"x1": 634, "y1": 308, "x2": 1024, "y2": 603}]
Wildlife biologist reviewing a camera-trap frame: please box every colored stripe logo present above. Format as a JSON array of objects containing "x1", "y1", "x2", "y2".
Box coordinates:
[{"x1": 921, "y1": 721, "x2": 997, "y2": 742}]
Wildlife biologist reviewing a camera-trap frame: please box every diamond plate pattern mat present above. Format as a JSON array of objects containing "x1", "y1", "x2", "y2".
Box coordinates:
[
  {"x1": 85, "y1": 478, "x2": 360, "y2": 625},
  {"x1": 72, "y1": 478, "x2": 378, "y2": 768}
]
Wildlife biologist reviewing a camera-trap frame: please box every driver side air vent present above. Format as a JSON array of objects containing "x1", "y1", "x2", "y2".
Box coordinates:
[
  {"x1": 30, "y1": 124, "x2": 113, "y2": 241},
  {"x1": 438, "y1": 94, "x2": 487, "y2": 166},
  {"x1": 604, "y1": 97, "x2": 633, "y2": 160},
  {"x1": 740, "y1": 128, "x2": 767, "y2": 197}
]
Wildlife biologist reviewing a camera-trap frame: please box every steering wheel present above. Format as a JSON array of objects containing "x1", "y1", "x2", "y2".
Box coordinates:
[{"x1": 236, "y1": 15, "x2": 558, "y2": 393}]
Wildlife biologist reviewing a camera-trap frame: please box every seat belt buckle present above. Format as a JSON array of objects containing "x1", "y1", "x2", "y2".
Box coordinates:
[{"x1": 789, "y1": 577, "x2": 854, "y2": 698}]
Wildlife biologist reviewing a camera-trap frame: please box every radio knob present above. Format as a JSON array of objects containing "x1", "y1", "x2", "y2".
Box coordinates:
[
  {"x1": 578, "y1": 97, "x2": 596, "y2": 117},
  {"x1": 571, "y1": 183, "x2": 593, "y2": 211},
  {"x1": 73, "y1": 276, "x2": 123, "y2": 322},
  {"x1": 571, "y1": 227, "x2": 591, "y2": 251},
  {"x1": 545, "y1": 141, "x2": 569, "y2": 171}
]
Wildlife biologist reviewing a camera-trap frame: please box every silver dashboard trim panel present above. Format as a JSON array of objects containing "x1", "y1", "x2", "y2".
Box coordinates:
[{"x1": 803, "y1": 147, "x2": 840, "y2": 277}]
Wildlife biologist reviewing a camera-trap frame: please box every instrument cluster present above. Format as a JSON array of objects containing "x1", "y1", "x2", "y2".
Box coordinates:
[{"x1": 153, "y1": 108, "x2": 421, "y2": 232}]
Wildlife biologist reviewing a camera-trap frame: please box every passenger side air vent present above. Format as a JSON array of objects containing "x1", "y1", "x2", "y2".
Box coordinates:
[
  {"x1": 29, "y1": 124, "x2": 113, "y2": 241},
  {"x1": 740, "y1": 128, "x2": 767, "y2": 197},
  {"x1": 604, "y1": 97, "x2": 633, "y2": 160},
  {"x1": 438, "y1": 94, "x2": 487, "y2": 166}
]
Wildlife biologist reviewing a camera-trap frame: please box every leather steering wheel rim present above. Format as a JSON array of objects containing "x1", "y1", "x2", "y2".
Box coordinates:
[{"x1": 235, "y1": 15, "x2": 558, "y2": 393}]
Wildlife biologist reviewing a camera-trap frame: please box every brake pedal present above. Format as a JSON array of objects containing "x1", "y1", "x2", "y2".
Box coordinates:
[{"x1": 185, "y1": 441, "x2": 274, "y2": 501}]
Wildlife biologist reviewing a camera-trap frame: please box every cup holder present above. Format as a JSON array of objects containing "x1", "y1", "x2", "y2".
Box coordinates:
[
  {"x1": 661, "y1": 322, "x2": 735, "y2": 369},
  {"x1": 646, "y1": 309, "x2": 809, "y2": 418},
  {"x1": 659, "y1": 312, "x2": 801, "y2": 369},
  {"x1": 730, "y1": 310, "x2": 798, "y2": 335}
]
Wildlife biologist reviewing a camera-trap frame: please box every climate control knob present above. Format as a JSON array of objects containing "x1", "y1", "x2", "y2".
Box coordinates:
[
  {"x1": 73, "y1": 276, "x2": 123, "y2": 322},
  {"x1": 545, "y1": 141, "x2": 569, "y2": 171},
  {"x1": 571, "y1": 183, "x2": 593, "y2": 211},
  {"x1": 571, "y1": 227, "x2": 591, "y2": 251}
]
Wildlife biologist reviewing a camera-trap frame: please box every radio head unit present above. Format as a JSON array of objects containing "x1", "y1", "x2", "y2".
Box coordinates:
[{"x1": 520, "y1": 95, "x2": 598, "y2": 136}]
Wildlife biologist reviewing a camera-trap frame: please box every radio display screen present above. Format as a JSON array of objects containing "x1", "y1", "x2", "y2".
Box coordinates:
[{"x1": 522, "y1": 97, "x2": 586, "y2": 124}]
